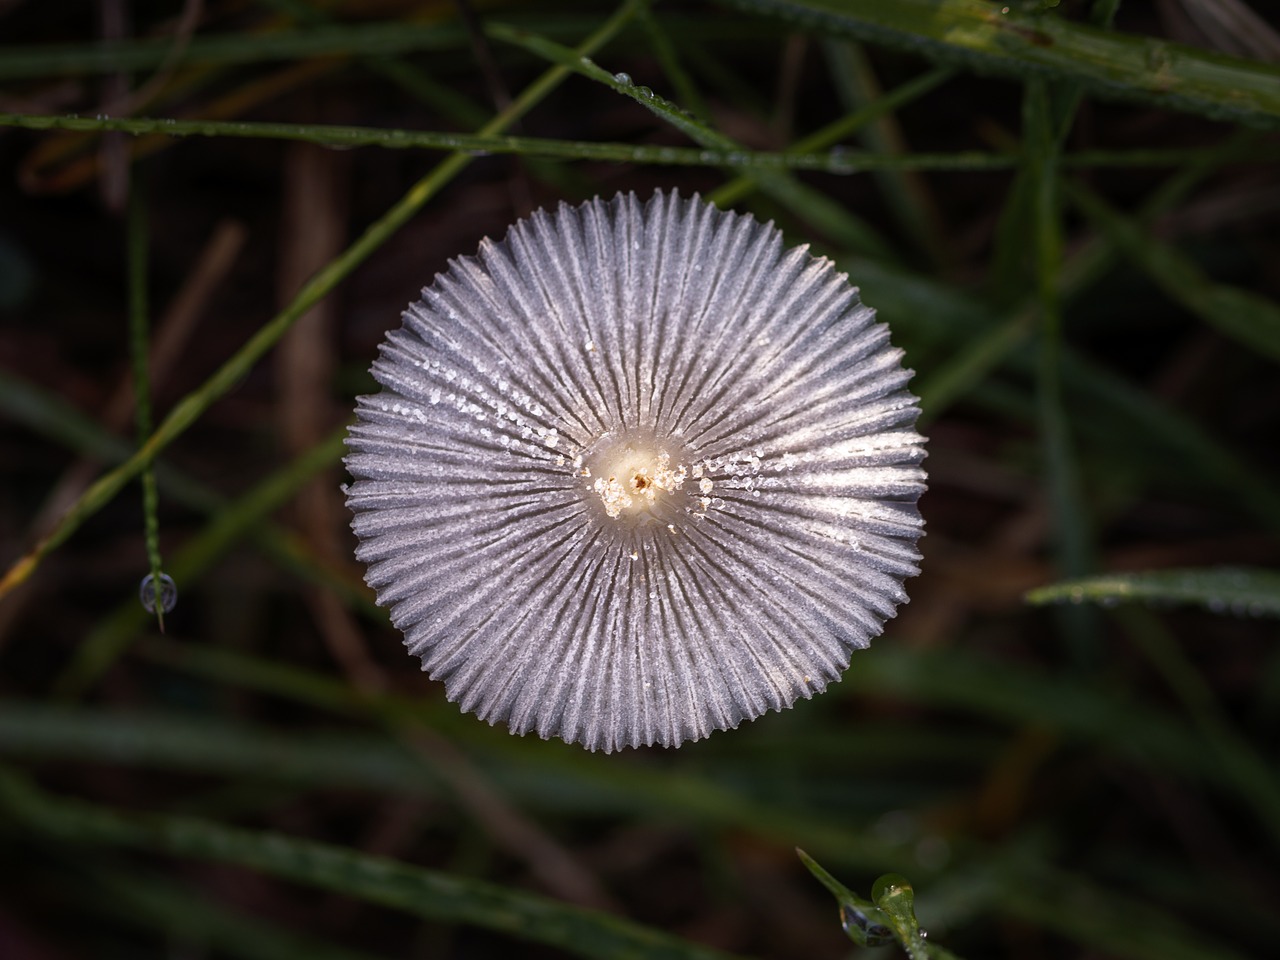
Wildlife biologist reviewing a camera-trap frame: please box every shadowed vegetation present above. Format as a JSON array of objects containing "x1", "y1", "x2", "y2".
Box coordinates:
[{"x1": 1, "y1": 1, "x2": 1278, "y2": 957}]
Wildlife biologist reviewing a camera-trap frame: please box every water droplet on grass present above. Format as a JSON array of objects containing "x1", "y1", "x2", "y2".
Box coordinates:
[
  {"x1": 839, "y1": 905, "x2": 894, "y2": 946},
  {"x1": 139, "y1": 572, "x2": 177, "y2": 614}
]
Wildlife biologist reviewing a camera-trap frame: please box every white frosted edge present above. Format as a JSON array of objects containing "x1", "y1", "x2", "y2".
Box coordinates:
[{"x1": 344, "y1": 190, "x2": 927, "y2": 752}]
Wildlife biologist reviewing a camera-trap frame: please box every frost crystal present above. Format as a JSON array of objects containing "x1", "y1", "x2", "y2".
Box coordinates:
[{"x1": 344, "y1": 191, "x2": 927, "y2": 752}]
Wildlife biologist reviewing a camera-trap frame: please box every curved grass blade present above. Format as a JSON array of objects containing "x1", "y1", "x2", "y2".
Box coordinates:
[
  {"x1": 484, "y1": 19, "x2": 901, "y2": 258},
  {"x1": 1026, "y1": 568, "x2": 1280, "y2": 618},
  {"x1": 798, "y1": 851, "x2": 962, "y2": 959},
  {"x1": 0, "y1": 766, "x2": 743, "y2": 960},
  {"x1": 708, "y1": 64, "x2": 956, "y2": 210},
  {"x1": 96, "y1": 638, "x2": 1273, "y2": 959},
  {"x1": 720, "y1": 0, "x2": 1280, "y2": 128},
  {"x1": 1067, "y1": 181, "x2": 1280, "y2": 365},
  {"x1": 797, "y1": 849, "x2": 897, "y2": 948},
  {"x1": 87, "y1": 861, "x2": 394, "y2": 960}
]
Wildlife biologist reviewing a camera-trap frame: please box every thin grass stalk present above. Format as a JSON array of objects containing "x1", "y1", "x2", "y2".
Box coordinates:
[
  {"x1": 718, "y1": 0, "x2": 1280, "y2": 128},
  {"x1": 0, "y1": 766, "x2": 744, "y2": 960},
  {"x1": 707, "y1": 65, "x2": 955, "y2": 208},
  {"x1": 54, "y1": 426, "x2": 347, "y2": 697},
  {"x1": 916, "y1": 123, "x2": 1259, "y2": 423},
  {"x1": 487, "y1": 19, "x2": 902, "y2": 256},
  {"x1": 126, "y1": 176, "x2": 168, "y2": 633},
  {"x1": 1025, "y1": 77, "x2": 1097, "y2": 662},
  {"x1": 0, "y1": 110, "x2": 1018, "y2": 173}
]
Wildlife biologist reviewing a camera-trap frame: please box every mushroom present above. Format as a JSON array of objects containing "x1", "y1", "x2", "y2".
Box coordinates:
[{"x1": 344, "y1": 191, "x2": 926, "y2": 752}]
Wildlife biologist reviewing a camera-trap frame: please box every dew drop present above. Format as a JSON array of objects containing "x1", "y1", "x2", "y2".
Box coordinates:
[
  {"x1": 139, "y1": 572, "x2": 178, "y2": 614},
  {"x1": 613, "y1": 72, "x2": 632, "y2": 86},
  {"x1": 839, "y1": 905, "x2": 894, "y2": 947}
]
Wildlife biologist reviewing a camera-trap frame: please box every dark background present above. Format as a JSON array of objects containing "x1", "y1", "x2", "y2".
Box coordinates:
[{"x1": 2, "y1": 2, "x2": 1279, "y2": 958}]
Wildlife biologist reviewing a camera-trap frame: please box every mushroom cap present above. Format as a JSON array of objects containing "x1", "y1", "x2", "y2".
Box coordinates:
[{"x1": 344, "y1": 190, "x2": 927, "y2": 752}]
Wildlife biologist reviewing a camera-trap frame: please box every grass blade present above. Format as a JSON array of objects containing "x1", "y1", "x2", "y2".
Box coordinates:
[
  {"x1": 719, "y1": 0, "x2": 1280, "y2": 127},
  {"x1": 1026, "y1": 567, "x2": 1280, "y2": 618},
  {"x1": 126, "y1": 176, "x2": 170, "y2": 633},
  {"x1": 0, "y1": 111, "x2": 1015, "y2": 175},
  {"x1": 0, "y1": 766, "x2": 744, "y2": 960},
  {"x1": 1067, "y1": 181, "x2": 1280, "y2": 364}
]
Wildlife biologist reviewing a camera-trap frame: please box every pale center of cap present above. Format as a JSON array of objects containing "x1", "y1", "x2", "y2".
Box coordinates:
[{"x1": 581, "y1": 432, "x2": 696, "y2": 523}]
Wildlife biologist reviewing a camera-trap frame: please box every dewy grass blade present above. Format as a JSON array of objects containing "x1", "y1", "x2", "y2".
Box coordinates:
[
  {"x1": 54, "y1": 427, "x2": 349, "y2": 698},
  {"x1": 483, "y1": 19, "x2": 901, "y2": 257},
  {"x1": 0, "y1": 696, "x2": 1255, "y2": 959},
  {"x1": 0, "y1": 367, "x2": 382, "y2": 621},
  {"x1": 636, "y1": 0, "x2": 711, "y2": 123},
  {"x1": 0, "y1": 767, "x2": 744, "y2": 960},
  {"x1": 707, "y1": 65, "x2": 956, "y2": 210},
  {"x1": 0, "y1": 0, "x2": 641, "y2": 601},
  {"x1": 0, "y1": 702, "x2": 995, "y2": 799},
  {"x1": 0, "y1": 111, "x2": 1015, "y2": 175},
  {"x1": 718, "y1": 0, "x2": 1280, "y2": 128},
  {"x1": 1026, "y1": 568, "x2": 1280, "y2": 618},
  {"x1": 126, "y1": 178, "x2": 170, "y2": 633}
]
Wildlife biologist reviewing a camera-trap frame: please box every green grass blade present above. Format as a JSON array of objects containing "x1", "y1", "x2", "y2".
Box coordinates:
[
  {"x1": 0, "y1": 370, "x2": 215, "y2": 510},
  {"x1": 1025, "y1": 76, "x2": 1097, "y2": 660},
  {"x1": 0, "y1": 111, "x2": 1015, "y2": 176},
  {"x1": 0, "y1": 17, "x2": 593, "y2": 80},
  {"x1": 719, "y1": 0, "x2": 1280, "y2": 128},
  {"x1": 637, "y1": 1, "x2": 712, "y2": 124},
  {"x1": 871, "y1": 874, "x2": 931, "y2": 960},
  {"x1": 795, "y1": 850, "x2": 897, "y2": 948},
  {"x1": 0, "y1": 767, "x2": 744, "y2": 960},
  {"x1": 1067, "y1": 182, "x2": 1280, "y2": 364},
  {"x1": 1026, "y1": 567, "x2": 1280, "y2": 618},
  {"x1": 126, "y1": 177, "x2": 169, "y2": 632},
  {"x1": 916, "y1": 124, "x2": 1260, "y2": 424},
  {"x1": 1058, "y1": 352, "x2": 1280, "y2": 532},
  {"x1": 88, "y1": 637, "x2": 1273, "y2": 956},
  {"x1": 126, "y1": 628, "x2": 1280, "y2": 856},
  {"x1": 708, "y1": 64, "x2": 956, "y2": 213},
  {"x1": 485, "y1": 19, "x2": 900, "y2": 258},
  {"x1": 53, "y1": 427, "x2": 349, "y2": 697},
  {"x1": 0, "y1": 21, "x2": 464, "y2": 78},
  {"x1": 822, "y1": 41, "x2": 947, "y2": 266},
  {"x1": 854, "y1": 646, "x2": 1280, "y2": 847},
  {"x1": 92, "y1": 863, "x2": 394, "y2": 960},
  {"x1": 851, "y1": 646, "x2": 1276, "y2": 793},
  {"x1": 798, "y1": 851, "x2": 962, "y2": 959},
  {"x1": 0, "y1": 703, "x2": 443, "y2": 797}
]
